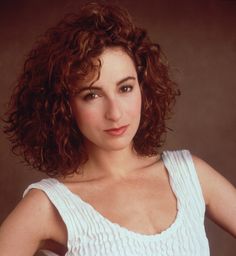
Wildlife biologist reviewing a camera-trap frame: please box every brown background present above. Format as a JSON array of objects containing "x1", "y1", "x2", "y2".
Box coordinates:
[{"x1": 0, "y1": 0, "x2": 235, "y2": 255}]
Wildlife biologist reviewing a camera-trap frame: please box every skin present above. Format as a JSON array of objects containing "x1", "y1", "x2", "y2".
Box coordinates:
[
  {"x1": 69, "y1": 47, "x2": 142, "y2": 179},
  {"x1": 0, "y1": 47, "x2": 235, "y2": 256}
]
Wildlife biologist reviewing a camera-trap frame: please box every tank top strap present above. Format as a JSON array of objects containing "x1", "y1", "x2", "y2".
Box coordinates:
[
  {"x1": 162, "y1": 150, "x2": 206, "y2": 221},
  {"x1": 23, "y1": 178, "x2": 88, "y2": 254}
]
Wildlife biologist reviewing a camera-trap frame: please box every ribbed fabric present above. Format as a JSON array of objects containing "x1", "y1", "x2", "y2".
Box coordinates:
[{"x1": 23, "y1": 150, "x2": 210, "y2": 256}]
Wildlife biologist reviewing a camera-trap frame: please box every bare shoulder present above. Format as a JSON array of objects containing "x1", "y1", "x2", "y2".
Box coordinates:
[
  {"x1": 21, "y1": 188, "x2": 67, "y2": 242},
  {"x1": 21, "y1": 188, "x2": 56, "y2": 219},
  {"x1": 0, "y1": 188, "x2": 67, "y2": 255},
  {"x1": 191, "y1": 154, "x2": 236, "y2": 237},
  {"x1": 191, "y1": 155, "x2": 235, "y2": 205},
  {"x1": 1, "y1": 188, "x2": 53, "y2": 239}
]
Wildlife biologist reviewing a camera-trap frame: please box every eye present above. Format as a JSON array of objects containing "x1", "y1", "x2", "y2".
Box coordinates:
[
  {"x1": 83, "y1": 92, "x2": 100, "y2": 101},
  {"x1": 120, "y1": 85, "x2": 133, "y2": 93}
]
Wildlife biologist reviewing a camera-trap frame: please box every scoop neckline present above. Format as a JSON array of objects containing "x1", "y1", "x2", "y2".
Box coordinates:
[{"x1": 50, "y1": 152, "x2": 183, "y2": 241}]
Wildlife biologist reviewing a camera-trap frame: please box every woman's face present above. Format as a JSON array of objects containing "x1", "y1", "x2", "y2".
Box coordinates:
[{"x1": 70, "y1": 47, "x2": 142, "y2": 153}]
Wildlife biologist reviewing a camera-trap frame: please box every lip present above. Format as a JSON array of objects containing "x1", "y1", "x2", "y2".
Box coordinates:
[{"x1": 104, "y1": 125, "x2": 129, "y2": 136}]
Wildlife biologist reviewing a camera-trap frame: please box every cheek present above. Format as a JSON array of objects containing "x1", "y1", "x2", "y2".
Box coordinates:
[
  {"x1": 75, "y1": 107, "x2": 101, "y2": 129},
  {"x1": 128, "y1": 90, "x2": 142, "y2": 117}
]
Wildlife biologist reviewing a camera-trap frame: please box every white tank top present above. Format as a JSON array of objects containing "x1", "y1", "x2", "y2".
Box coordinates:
[{"x1": 23, "y1": 150, "x2": 210, "y2": 256}]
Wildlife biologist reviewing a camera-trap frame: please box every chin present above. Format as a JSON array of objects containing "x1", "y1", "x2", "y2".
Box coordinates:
[
  {"x1": 90, "y1": 135, "x2": 134, "y2": 152},
  {"x1": 101, "y1": 140, "x2": 133, "y2": 152}
]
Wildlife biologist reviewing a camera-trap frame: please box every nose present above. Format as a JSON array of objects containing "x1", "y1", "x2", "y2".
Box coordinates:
[{"x1": 104, "y1": 98, "x2": 122, "y2": 122}]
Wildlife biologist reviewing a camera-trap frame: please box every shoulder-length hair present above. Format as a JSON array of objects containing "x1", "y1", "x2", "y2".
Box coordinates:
[{"x1": 4, "y1": 2, "x2": 180, "y2": 177}]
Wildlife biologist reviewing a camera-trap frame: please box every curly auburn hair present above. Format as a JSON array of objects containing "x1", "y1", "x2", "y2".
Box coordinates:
[{"x1": 4, "y1": 2, "x2": 180, "y2": 177}]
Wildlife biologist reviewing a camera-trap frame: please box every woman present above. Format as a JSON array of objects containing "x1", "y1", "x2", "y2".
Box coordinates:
[{"x1": 0, "y1": 2, "x2": 235, "y2": 256}]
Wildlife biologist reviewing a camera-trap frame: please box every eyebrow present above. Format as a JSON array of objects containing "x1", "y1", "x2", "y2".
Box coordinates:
[{"x1": 77, "y1": 76, "x2": 136, "y2": 94}]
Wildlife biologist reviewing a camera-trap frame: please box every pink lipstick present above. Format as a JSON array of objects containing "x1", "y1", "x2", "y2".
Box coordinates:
[{"x1": 104, "y1": 125, "x2": 129, "y2": 136}]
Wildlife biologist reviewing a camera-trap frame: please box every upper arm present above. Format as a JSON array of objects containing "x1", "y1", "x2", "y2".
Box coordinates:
[
  {"x1": 192, "y1": 155, "x2": 236, "y2": 237},
  {"x1": 0, "y1": 189, "x2": 66, "y2": 256}
]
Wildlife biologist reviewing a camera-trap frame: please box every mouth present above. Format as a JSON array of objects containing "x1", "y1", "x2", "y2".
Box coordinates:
[{"x1": 104, "y1": 125, "x2": 129, "y2": 136}]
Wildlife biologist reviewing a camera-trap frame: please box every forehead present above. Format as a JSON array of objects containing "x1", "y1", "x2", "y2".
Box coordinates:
[
  {"x1": 93, "y1": 47, "x2": 137, "y2": 85},
  {"x1": 72, "y1": 47, "x2": 138, "y2": 93},
  {"x1": 99, "y1": 47, "x2": 136, "y2": 71},
  {"x1": 99, "y1": 47, "x2": 135, "y2": 66}
]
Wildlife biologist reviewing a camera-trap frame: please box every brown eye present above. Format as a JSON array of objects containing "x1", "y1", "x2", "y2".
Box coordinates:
[
  {"x1": 83, "y1": 92, "x2": 99, "y2": 101},
  {"x1": 120, "y1": 85, "x2": 133, "y2": 93}
]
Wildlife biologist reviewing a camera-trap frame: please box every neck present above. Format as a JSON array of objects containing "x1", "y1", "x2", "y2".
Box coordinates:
[{"x1": 78, "y1": 143, "x2": 144, "y2": 180}]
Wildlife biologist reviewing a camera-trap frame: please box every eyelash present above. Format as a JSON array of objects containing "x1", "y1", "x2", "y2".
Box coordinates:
[
  {"x1": 83, "y1": 92, "x2": 99, "y2": 101},
  {"x1": 82, "y1": 85, "x2": 133, "y2": 101},
  {"x1": 120, "y1": 85, "x2": 133, "y2": 93}
]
